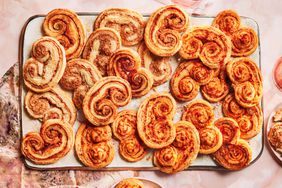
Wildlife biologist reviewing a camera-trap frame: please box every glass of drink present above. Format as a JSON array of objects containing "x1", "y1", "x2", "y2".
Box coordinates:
[{"x1": 273, "y1": 57, "x2": 282, "y2": 91}]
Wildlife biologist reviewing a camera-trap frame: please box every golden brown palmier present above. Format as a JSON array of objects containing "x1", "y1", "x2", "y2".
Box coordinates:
[
  {"x1": 201, "y1": 71, "x2": 229, "y2": 103},
  {"x1": 137, "y1": 42, "x2": 172, "y2": 86},
  {"x1": 231, "y1": 27, "x2": 258, "y2": 57},
  {"x1": 153, "y1": 146, "x2": 178, "y2": 173},
  {"x1": 173, "y1": 121, "x2": 200, "y2": 152},
  {"x1": 154, "y1": 121, "x2": 200, "y2": 173},
  {"x1": 75, "y1": 123, "x2": 114, "y2": 169},
  {"x1": 25, "y1": 88, "x2": 77, "y2": 125},
  {"x1": 198, "y1": 126, "x2": 223, "y2": 154},
  {"x1": 112, "y1": 110, "x2": 137, "y2": 140},
  {"x1": 212, "y1": 10, "x2": 241, "y2": 35},
  {"x1": 226, "y1": 58, "x2": 262, "y2": 108},
  {"x1": 212, "y1": 10, "x2": 258, "y2": 57},
  {"x1": 23, "y1": 37, "x2": 66, "y2": 92},
  {"x1": 222, "y1": 94, "x2": 263, "y2": 139},
  {"x1": 213, "y1": 139, "x2": 252, "y2": 170},
  {"x1": 144, "y1": 5, "x2": 189, "y2": 57},
  {"x1": 179, "y1": 26, "x2": 232, "y2": 69},
  {"x1": 94, "y1": 8, "x2": 145, "y2": 46},
  {"x1": 83, "y1": 76, "x2": 132, "y2": 126},
  {"x1": 119, "y1": 136, "x2": 147, "y2": 162},
  {"x1": 108, "y1": 48, "x2": 153, "y2": 97},
  {"x1": 115, "y1": 178, "x2": 144, "y2": 188},
  {"x1": 21, "y1": 119, "x2": 74, "y2": 164},
  {"x1": 82, "y1": 28, "x2": 121, "y2": 76},
  {"x1": 170, "y1": 60, "x2": 214, "y2": 101},
  {"x1": 182, "y1": 100, "x2": 215, "y2": 129},
  {"x1": 43, "y1": 9, "x2": 85, "y2": 59},
  {"x1": 214, "y1": 117, "x2": 240, "y2": 144},
  {"x1": 137, "y1": 93, "x2": 176, "y2": 149},
  {"x1": 60, "y1": 58, "x2": 102, "y2": 109}
]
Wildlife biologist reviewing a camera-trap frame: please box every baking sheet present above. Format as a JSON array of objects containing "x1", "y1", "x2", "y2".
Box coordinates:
[{"x1": 20, "y1": 13, "x2": 263, "y2": 170}]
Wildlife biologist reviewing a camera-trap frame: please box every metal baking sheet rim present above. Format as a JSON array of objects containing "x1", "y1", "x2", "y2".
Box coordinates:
[{"x1": 18, "y1": 12, "x2": 264, "y2": 171}]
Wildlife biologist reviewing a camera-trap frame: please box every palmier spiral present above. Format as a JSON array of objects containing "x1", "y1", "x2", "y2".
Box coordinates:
[
  {"x1": 25, "y1": 88, "x2": 77, "y2": 125},
  {"x1": 23, "y1": 37, "x2": 66, "y2": 92},
  {"x1": 179, "y1": 26, "x2": 232, "y2": 69},
  {"x1": 137, "y1": 93, "x2": 176, "y2": 149},
  {"x1": 43, "y1": 9, "x2": 85, "y2": 59},
  {"x1": 60, "y1": 58, "x2": 102, "y2": 108},
  {"x1": 21, "y1": 119, "x2": 74, "y2": 164},
  {"x1": 75, "y1": 123, "x2": 114, "y2": 169},
  {"x1": 144, "y1": 5, "x2": 189, "y2": 57},
  {"x1": 94, "y1": 8, "x2": 145, "y2": 46},
  {"x1": 83, "y1": 76, "x2": 132, "y2": 126},
  {"x1": 108, "y1": 48, "x2": 153, "y2": 97},
  {"x1": 82, "y1": 28, "x2": 121, "y2": 76}
]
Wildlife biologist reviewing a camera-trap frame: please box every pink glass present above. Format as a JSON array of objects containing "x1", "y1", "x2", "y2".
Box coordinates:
[{"x1": 273, "y1": 57, "x2": 282, "y2": 91}]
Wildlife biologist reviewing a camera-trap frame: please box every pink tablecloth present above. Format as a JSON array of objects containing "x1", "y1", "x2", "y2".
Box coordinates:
[{"x1": 0, "y1": 0, "x2": 281, "y2": 187}]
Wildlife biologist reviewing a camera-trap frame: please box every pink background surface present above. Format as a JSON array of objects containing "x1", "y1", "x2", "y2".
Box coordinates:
[{"x1": 0, "y1": 0, "x2": 281, "y2": 187}]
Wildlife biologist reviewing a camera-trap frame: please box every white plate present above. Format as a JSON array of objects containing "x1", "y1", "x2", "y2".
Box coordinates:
[
  {"x1": 266, "y1": 103, "x2": 282, "y2": 165},
  {"x1": 111, "y1": 177, "x2": 162, "y2": 188}
]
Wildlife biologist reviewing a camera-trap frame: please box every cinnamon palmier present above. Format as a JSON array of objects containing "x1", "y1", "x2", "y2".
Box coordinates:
[
  {"x1": 179, "y1": 26, "x2": 232, "y2": 69},
  {"x1": 43, "y1": 9, "x2": 85, "y2": 59},
  {"x1": 21, "y1": 119, "x2": 74, "y2": 164},
  {"x1": 82, "y1": 76, "x2": 132, "y2": 126},
  {"x1": 60, "y1": 59, "x2": 102, "y2": 109},
  {"x1": 182, "y1": 100, "x2": 215, "y2": 129},
  {"x1": 213, "y1": 139, "x2": 252, "y2": 170},
  {"x1": 82, "y1": 28, "x2": 121, "y2": 76},
  {"x1": 170, "y1": 60, "x2": 214, "y2": 101},
  {"x1": 94, "y1": 8, "x2": 145, "y2": 46},
  {"x1": 226, "y1": 58, "x2": 262, "y2": 108},
  {"x1": 75, "y1": 123, "x2": 114, "y2": 169},
  {"x1": 23, "y1": 37, "x2": 66, "y2": 92},
  {"x1": 108, "y1": 48, "x2": 153, "y2": 97},
  {"x1": 25, "y1": 88, "x2": 77, "y2": 125},
  {"x1": 137, "y1": 93, "x2": 176, "y2": 149},
  {"x1": 144, "y1": 5, "x2": 189, "y2": 57},
  {"x1": 137, "y1": 42, "x2": 172, "y2": 86}
]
